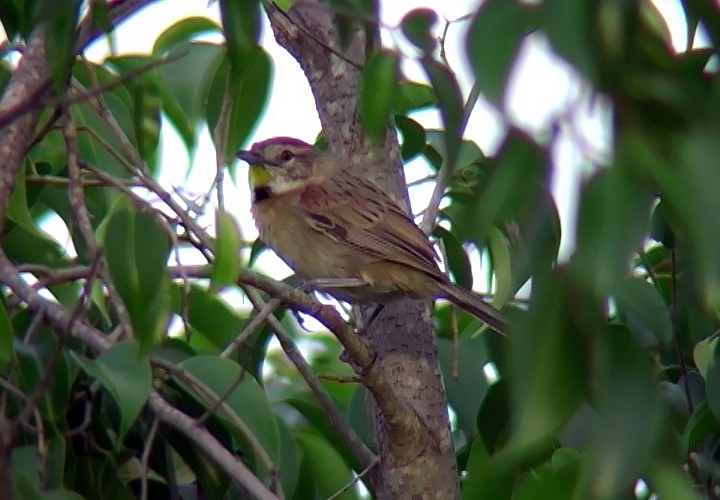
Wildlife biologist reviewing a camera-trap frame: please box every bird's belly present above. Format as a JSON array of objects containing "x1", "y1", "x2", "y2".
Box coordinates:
[
  {"x1": 252, "y1": 202, "x2": 437, "y2": 301},
  {"x1": 254, "y1": 203, "x2": 367, "y2": 279}
]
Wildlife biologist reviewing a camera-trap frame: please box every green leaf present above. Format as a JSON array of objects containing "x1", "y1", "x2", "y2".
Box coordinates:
[
  {"x1": 476, "y1": 378, "x2": 512, "y2": 453},
  {"x1": 705, "y1": 342, "x2": 720, "y2": 422},
  {"x1": 509, "y1": 270, "x2": 585, "y2": 450},
  {"x1": 104, "y1": 206, "x2": 171, "y2": 350},
  {"x1": 401, "y1": 8, "x2": 438, "y2": 54},
  {"x1": 437, "y1": 337, "x2": 489, "y2": 438},
  {"x1": 513, "y1": 456, "x2": 581, "y2": 499},
  {"x1": 179, "y1": 355, "x2": 281, "y2": 468},
  {"x1": 359, "y1": 50, "x2": 399, "y2": 139},
  {"x1": 37, "y1": 0, "x2": 80, "y2": 92},
  {"x1": 614, "y1": 276, "x2": 672, "y2": 346},
  {"x1": 295, "y1": 429, "x2": 360, "y2": 500},
  {"x1": 153, "y1": 16, "x2": 222, "y2": 54},
  {"x1": 486, "y1": 226, "x2": 512, "y2": 308},
  {"x1": 132, "y1": 81, "x2": 162, "y2": 163},
  {"x1": 395, "y1": 115, "x2": 426, "y2": 161},
  {"x1": 395, "y1": 82, "x2": 436, "y2": 114},
  {"x1": 585, "y1": 328, "x2": 664, "y2": 499},
  {"x1": 0, "y1": 294, "x2": 14, "y2": 370},
  {"x1": 433, "y1": 226, "x2": 472, "y2": 290},
  {"x1": 466, "y1": 0, "x2": 534, "y2": 105},
  {"x1": 421, "y1": 59, "x2": 464, "y2": 172},
  {"x1": 159, "y1": 42, "x2": 226, "y2": 151},
  {"x1": 71, "y1": 341, "x2": 152, "y2": 447},
  {"x1": 572, "y1": 165, "x2": 655, "y2": 295},
  {"x1": 646, "y1": 462, "x2": 703, "y2": 500},
  {"x1": 466, "y1": 132, "x2": 544, "y2": 246},
  {"x1": 276, "y1": 417, "x2": 301, "y2": 499},
  {"x1": 540, "y1": 0, "x2": 598, "y2": 83},
  {"x1": 286, "y1": 395, "x2": 360, "y2": 470},
  {"x1": 14, "y1": 332, "x2": 75, "y2": 422},
  {"x1": 206, "y1": 46, "x2": 273, "y2": 163},
  {"x1": 694, "y1": 336, "x2": 718, "y2": 379},
  {"x1": 211, "y1": 210, "x2": 243, "y2": 290},
  {"x1": 219, "y1": 0, "x2": 260, "y2": 84},
  {"x1": 462, "y1": 436, "x2": 513, "y2": 499},
  {"x1": 681, "y1": 401, "x2": 718, "y2": 455}
]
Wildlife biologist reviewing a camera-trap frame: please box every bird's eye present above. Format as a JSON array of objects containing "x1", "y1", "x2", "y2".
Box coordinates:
[{"x1": 279, "y1": 149, "x2": 294, "y2": 162}]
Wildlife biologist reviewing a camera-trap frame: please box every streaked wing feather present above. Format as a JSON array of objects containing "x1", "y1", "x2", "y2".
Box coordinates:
[{"x1": 299, "y1": 173, "x2": 442, "y2": 278}]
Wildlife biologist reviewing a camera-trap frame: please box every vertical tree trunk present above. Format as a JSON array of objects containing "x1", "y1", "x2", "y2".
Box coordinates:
[{"x1": 267, "y1": 4, "x2": 459, "y2": 498}]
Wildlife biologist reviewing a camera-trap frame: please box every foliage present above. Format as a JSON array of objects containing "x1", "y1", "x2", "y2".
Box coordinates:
[{"x1": 0, "y1": 0, "x2": 719, "y2": 499}]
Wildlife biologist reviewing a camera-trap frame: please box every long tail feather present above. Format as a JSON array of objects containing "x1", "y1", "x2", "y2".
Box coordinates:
[{"x1": 437, "y1": 282, "x2": 508, "y2": 336}]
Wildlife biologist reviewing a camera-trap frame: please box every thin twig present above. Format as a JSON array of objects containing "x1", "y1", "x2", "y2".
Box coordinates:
[
  {"x1": 328, "y1": 457, "x2": 380, "y2": 500},
  {"x1": 151, "y1": 358, "x2": 278, "y2": 483},
  {"x1": 140, "y1": 418, "x2": 160, "y2": 500},
  {"x1": 420, "y1": 80, "x2": 482, "y2": 234},
  {"x1": 221, "y1": 298, "x2": 282, "y2": 358},
  {"x1": 242, "y1": 286, "x2": 376, "y2": 472}
]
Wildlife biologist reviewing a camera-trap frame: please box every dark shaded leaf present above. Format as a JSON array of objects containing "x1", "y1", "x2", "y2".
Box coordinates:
[
  {"x1": 401, "y1": 8, "x2": 438, "y2": 55},
  {"x1": 421, "y1": 59, "x2": 464, "y2": 172},
  {"x1": 395, "y1": 81, "x2": 436, "y2": 114},
  {"x1": 71, "y1": 341, "x2": 151, "y2": 447},
  {"x1": 395, "y1": 115, "x2": 426, "y2": 161},
  {"x1": 180, "y1": 356, "x2": 281, "y2": 470}
]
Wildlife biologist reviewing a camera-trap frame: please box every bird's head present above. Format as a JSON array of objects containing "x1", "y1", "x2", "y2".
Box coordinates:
[{"x1": 237, "y1": 137, "x2": 324, "y2": 202}]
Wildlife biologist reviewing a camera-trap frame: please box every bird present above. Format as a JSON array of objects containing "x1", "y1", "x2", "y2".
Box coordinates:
[{"x1": 236, "y1": 136, "x2": 507, "y2": 334}]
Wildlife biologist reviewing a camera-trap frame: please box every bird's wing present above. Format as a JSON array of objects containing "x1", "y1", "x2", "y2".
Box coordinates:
[{"x1": 298, "y1": 172, "x2": 443, "y2": 278}]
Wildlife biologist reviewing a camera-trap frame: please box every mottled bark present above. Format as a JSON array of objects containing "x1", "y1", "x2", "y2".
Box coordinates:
[{"x1": 266, "y1": 4, "x2": 459, "y2": 498}]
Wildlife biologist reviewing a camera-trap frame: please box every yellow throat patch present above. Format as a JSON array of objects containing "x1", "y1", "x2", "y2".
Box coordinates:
[{"x1": 248, "y1": 164, "x2": 272, "y2": 188}]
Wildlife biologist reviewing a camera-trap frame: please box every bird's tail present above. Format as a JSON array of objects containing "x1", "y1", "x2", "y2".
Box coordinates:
[{"x1": 437, "y1": 282, "x2": 508, "y2": 336}]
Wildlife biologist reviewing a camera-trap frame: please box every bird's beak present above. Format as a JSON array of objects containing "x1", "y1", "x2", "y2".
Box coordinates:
[{"x1": 236, "y1": 149, "x2": 263, "y2": 165}]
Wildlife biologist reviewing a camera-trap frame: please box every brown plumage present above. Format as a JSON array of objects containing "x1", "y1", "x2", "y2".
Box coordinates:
[{"x1": 237, "y1": 137, "x2": 507, "y2": 334}]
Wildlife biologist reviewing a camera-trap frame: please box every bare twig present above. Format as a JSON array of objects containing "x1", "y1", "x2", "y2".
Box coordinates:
[
  {"x1": 221, "y1": 298, "x2": 282, "y2": 358},
  {"x1": 140, "y1": 418, "x2": 160, "y2": 500},
  {"x1": 242, "y1": 286, "x2": 376, "y2": 472},
  {"x1": 328, "y1": 457, "x2": 380, "y2": 500},
  {"x1": 420, "y1": 80, "x2": 482, "y2": 234},
  {"x1": 0, "y1": 253, "x2": 280, "y2": 500}
]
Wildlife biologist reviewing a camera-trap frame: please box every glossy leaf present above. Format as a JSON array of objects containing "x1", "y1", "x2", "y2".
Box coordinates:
[
  {"x1": 103, "y1": 206, "x2": 171, "y2": 350},
  {"x1": 180, "y1": 355, "x2": 281, "y2": 468},
  {"x1": 159, "y1": 42, "x2": 226, "y2": 150},
  {"x1": 153, "y1": 16, "x2": 222, "y2": 54},
  {"x1": 211, "y1": 210, "x2": 243, "y2": 289},
  {"x1": 206, "y1": 46, "x2": 273, "y2": 163},
  {"x1": 71, "y1": 341, "x2": 152, "y2": 447},
  {"x1": 359, "y1": 50, "x2": 399, "y2": 139}
]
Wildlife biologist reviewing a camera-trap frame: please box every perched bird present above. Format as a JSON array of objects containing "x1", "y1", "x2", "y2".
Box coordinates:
[{"x1": 237, "y1": 137, "x2": 507, "y2": 334}]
